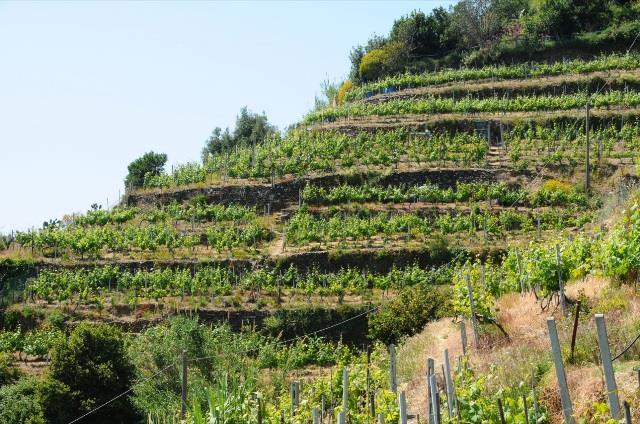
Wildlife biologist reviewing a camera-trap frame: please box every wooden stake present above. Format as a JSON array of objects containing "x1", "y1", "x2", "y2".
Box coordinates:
[
  {"x1": 427, "y1": 358, "x2": 435, "y2": 424},
  {"x1": 389, "y1": 344, "x2": 398, "y2": 393},
  {"x1": 342, "y1": 367, "x2": 348, "y2": 416},
  {"x1": 399, "y1": 391, "x2": 408, "y2": 424},
  {"x1": 570, "y1": 301, "x2": 581, "y2": 361},
  {"x1": 465, "y1": 275, "x2": 480, "y2": 348},
  {"x1": 624, "y1": 401, "x2": 632, "y2": 424},
  {"x1": 429, "y1": 374, "x2": 440, "y2": 424},
  {"x1": 460, "y1": 321, "x2": 468, "y2": 355},
  {"x1": 547, "y1": 317, "x2": 574, "y2": 423},
  {"x1": 497, "y1": 398, "x2": 506, "y2": 424},
  {"x1": 586, "y1": 103, "x2": 591, "y2": 196},
  {"x1": 556, "y1": 244, "x2": 566, "y2": 315},
  {"x1": 595, "y1": 314, "x2": 620, "y2": 418},
  {"x1": 443, "y1": 349, "x2": 455, "y2": 417},
  {"x1": 181, "y1": 350, "x2": 187, "y2": 420},
  {"x1": 531, "y1": 370, "x2": 539, "y2": 423}
]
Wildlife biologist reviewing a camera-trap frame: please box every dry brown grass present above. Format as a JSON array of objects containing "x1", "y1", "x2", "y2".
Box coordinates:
[{"x1": 397, "y1": 275, "x2": 640, "y2": 422}]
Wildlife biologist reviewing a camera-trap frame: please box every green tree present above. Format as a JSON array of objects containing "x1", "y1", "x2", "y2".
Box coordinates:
[
  {"x1": 390, "y1": 8, "x2": 456, "y2": 58},
  {"x1": 0, "y1": 352, "x2": 21, "y2": 386},
  {"x1": 41, "y1": 323, "x2": 138, "y2": 424},
  {"x1": 348, "y1": 34, "x2": 388, "y2": 81},
  {"x1": 201, "y1": 127, "x2": 234, "y2": 160},
  {"x1": 124, "y1": 151, "x2": 167, "y2": 189},
  {"x1": 201, "y1": 107, "x2": 275, "y2": 162}
]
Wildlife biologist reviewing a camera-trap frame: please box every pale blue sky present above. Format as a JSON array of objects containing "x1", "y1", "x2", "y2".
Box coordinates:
[{"x1": 0, "y1": 0, "x2": 454, "y2": 232}]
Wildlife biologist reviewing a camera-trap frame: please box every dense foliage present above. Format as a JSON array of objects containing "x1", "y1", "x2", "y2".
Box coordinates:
[
  {"x1": 347, "y1": 0, "x2": 639, "y2": 82},
  {"x1": 302, "y1": 180, "x2": 588, "y2": 208},
  {"x1": 27, "y1": 263, "x2": 452, "y2": 304},
  {"x1": 142, "y1": 128, "x2": 488, "y2": 187},
  {"x1": 201, "y1": 107, "x2": 276, "y2": 161},
  {"x1": 305, "y1": 89, "x2": 640, "y2": 123},
  {"x1": 368, "y1": 284, "x2": 452, "y2": 344},
  {"x1": 15, "y1": 203, "x2": 270, "y2": 259},
  {"x1": 345, "y1": 53, "x2": 640, "y2": 100},
  {"x1": 125, "y1": 151, "x2": 167, "y2": 189},
  {"x1": 285, "y1": 207, "x2": 592, "y2": 245}
]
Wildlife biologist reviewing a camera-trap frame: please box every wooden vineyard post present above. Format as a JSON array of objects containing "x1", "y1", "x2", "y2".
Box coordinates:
[
  {"x1": 460, "y1": 321, "x2": 468, "y2": 355},
  {"x1": 570, "y1": 301, "x2": 581, "y2": 361},
  {"x1": 523, "y1": 394, "x2": 529, "y2": 424},
  {"x1": 399, "y1": 391, "x2": 408, "y2": 424},
  {"x1": 427, "y1": 358, "x2": 435, "y2": 424},
  {"x1": 497, "y1": 398, "x2": 506, "y2": 424},
  {"x1": 515, "y1": 247, "x2": 524, "y2": 293},
  {"x1": 556, "y1": 244, "x2": 566, "y2": 315},
  {"x1": 257, "y1": 395, "x2": 263, "y2": 424},
  {"x1": 623, "y1": 401, "x2": 631, "y2": 424},
  {"x1": 291, "y1": 381, "x2": 300, "y2": 415},
  {"x1": 465, "y1": 275, "x2": 480, "y2": 348},
  {"x1": 481, "y1": 264, "x2": 486, "y2": 288},
  {"x1": 531, "y1": 369, "x2": 539, "y2": 423},
  {"x1": 181, "y1": 350, "x2": 187, "y2": 420},
  {"x1": 429, "y1": 373, "x2": 440, "y2": 424},
  {"x1": 369, "y1": 388, "x2": 376, "y2": 419},
  {"x1": 377, "y1": 413, "x2": 385, "y2": 424},
  {"x1": 342, "y1": 367, "x2": 348, "y2": 417},
  {"x1": 547, "y1": 317, "x2": 574, "y2": 423},
  {"x1": 586, "y1": 102, "x2": 591, "y2": 196},
  {"x1": 389, "y1": 344, "x2": 398, "y2": 393},
  {"x1": 435, "y1": 391, "x2": 442, "y2": 424},
  {"x1": 595, "y1": 314, "x2": 620, "y2": 419},
  {"x1": 367, "y1": 346, "x2": 374, "y2": 418},
  {"x1": 312, "y1": 407, "x2": 320, "y2": 424},
  {"x1": 443, "y1": 349, "x2": 455, "y2": 417}
]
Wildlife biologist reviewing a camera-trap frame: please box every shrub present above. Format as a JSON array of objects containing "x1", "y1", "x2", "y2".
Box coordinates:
[
  {"x1": 335, "y1": 80, "x2": 353, "y2": 105},
  {"x1": 358, "y1": 42, "x2": 406, "y2": 82},
  {"x1": 368, "y1": 285, "x2": 452, "y2": 344},
  {"x1": 0, "y1": 352, "x2": 21, "y2": 386},
  {"x1": 45, "y1": 323, "x2": 138, "y2": 424},
  {"x1": 124, "y1": 151, "x2": 167, "y2": 189},
  {"x1": 0, "y1": 378, "x2": 44, "y2": 424}
]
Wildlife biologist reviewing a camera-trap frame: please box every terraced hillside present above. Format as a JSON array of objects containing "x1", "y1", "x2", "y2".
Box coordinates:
[{"x1": 3, "y1": 51, "x2": 640, "y2": 423}]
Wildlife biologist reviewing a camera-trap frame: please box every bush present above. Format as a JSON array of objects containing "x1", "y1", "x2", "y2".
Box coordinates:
[
  {"x1": 358, "y1": 42, "x2": 406, "y2": 82},
  {"x1": 128, "y1": 317, "x2": 260, "y2": 418},
  {"x1": 44, "y1": 323, "x2": 138, "y2": 424},
  {"x1": 0, "y1": 378, "x2": 45, "y2": 424},
  {"x1": 0, "y1": 352, "x2": 21, "y2": 386},
  {"x1": 124, "y1": 151, "x2": 167, "y2": 189},
  {"x1": 335, "y1": 80, "x2": 353, "y2": 105},
  {"x1": 368, "y1": 285, "x2": 453, "y2": 344}
]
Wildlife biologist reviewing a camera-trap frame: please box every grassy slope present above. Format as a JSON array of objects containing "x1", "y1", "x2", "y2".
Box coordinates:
[{"x1": 397, "y1": 275, "x2": 640, "y2": 422}]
